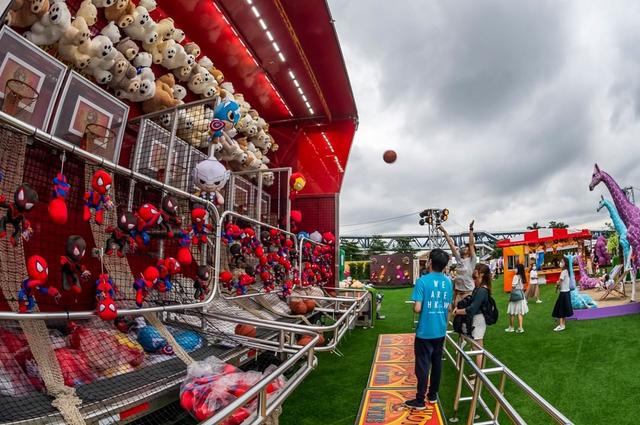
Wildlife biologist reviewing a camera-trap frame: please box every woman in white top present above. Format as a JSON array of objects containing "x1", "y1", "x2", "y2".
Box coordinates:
[
  {"x1": 505, "y1": 263, "x2": 528, "y2": 333},
  {"x1": 551, "y1": 258, "x2": 574, "y2": 331},
  {"x1": 526, "y1": 264, "x2": 541, "y2": 303}
]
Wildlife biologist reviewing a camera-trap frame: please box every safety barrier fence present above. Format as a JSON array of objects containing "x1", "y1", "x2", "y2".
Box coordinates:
[{"x1": 443, "y1": 331, "x2": 573, "y2": 425}]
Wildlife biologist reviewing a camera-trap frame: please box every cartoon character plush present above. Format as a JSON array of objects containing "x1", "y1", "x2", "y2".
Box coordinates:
[
  {"x1": 289, "y1": 172, "x2": 306, "y2": 199},
  {"x1": 133, "y1": 266, "x2": 159, "y2": 307},
  {"x1": 190, "y1": 204, "x2": 213, "y2": 246},
  {"x1": 122, "y1": 5, "x2": 157, "y2": 44},
  {"x1": 48, "y1": 172, "x2": 70, "y2": 225},
  {"x1": 192, "y1": 158, "x2": 229, "y2": 205},
  {"x1": 83, "y1": 169, "x2": 113, "y2": 225},
  {"x1": 156, "y1": 257, "x2": 180, "y2": 292},
  {"x1": 18, "y1": 255, "x2": 60, "y2": 313},
  {"x1": 25, "y1": 0, "x2": 73, "y2": 46},
  {"x1": 60, "y1": 235, "x2": 91, "y2": 294},
  {"x1": 0, "y1": 184, "x2": 38, "y2": 246},
  {"x1": 6, "y1": 0, "x2": 50, "y2": 28},
  {"x1": 132, "y1": 203, "x2": 161, "y2": 246},
  {"x1": 95, "y1": 273, "x2": 117, "y2": 320},
  {"x1": 104, "y1": 0, "x2": 135, "y2": 28},
  {"x1": 193, "y1": 265, "x2": 210, "y2": 301},
  {"x1": 159, "y1": 196, "x2": 181, "y2": 238},
  {"x1": 104, "y1": 211, "x2": 136, "y2": 257}
]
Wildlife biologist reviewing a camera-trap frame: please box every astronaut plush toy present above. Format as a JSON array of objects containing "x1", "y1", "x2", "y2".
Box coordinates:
[{"x1": 192, "y1": 158, "x2": 230, "y2": 206}]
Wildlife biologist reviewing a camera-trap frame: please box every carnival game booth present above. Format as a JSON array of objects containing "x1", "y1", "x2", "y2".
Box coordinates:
[
  {"x1": 496, "y1": 228, "x2": 591, "y2": 292},
  {"x1": 0, "y1": 0, "x2": 360, "y2": 423}
]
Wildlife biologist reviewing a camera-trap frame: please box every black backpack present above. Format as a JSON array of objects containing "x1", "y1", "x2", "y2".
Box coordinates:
[{"x1": 481, "y1": 291, "x2": 499, "y2": 325}]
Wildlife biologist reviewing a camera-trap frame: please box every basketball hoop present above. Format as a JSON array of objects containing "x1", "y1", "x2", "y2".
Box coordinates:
[
  {"x1": 2, "y1": 79, "x2": 39, "y2": 116},
  {"x1": 81, "y1": 124, "x2": 115, "y2": 152}
]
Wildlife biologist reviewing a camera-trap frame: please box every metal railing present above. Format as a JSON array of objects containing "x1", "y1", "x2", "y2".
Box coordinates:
[{"x1": 443, "y1": 331, "x2": 573, "y2": 425}]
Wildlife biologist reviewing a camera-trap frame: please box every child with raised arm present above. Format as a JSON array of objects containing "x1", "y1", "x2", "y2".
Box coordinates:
[{"x1": 439, "y1": 220, "x2": 476, "y2": 307}]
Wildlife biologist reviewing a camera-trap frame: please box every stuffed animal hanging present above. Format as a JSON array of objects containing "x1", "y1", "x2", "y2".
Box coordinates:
[
  {"x1": 190, "y1": 204, "x2": 213, "y2": 247},
  {"x1": 60, "y1": 235, "x2": 91, "y2": 294},
  {"x1": 0, "y1": 184, "x2": 38, "y2": 246},
  {"x1": 84, "y1": 170, "x2": 113, "y2": 225},
  {"x1": 132, "y1": 203, "x2": 162, "y2": 246},
  {"x1": 95, "y1": 273, "x2": 117, "y2": 321},
  {"x1": 156, "y1": 257, "x2": 180, "y2": 292},
  {"x1": 159, "y1": 196, "x2": 182, "y2": 238},
  {"x1": 289, "y1": 172, "x2": 306, "y2": 200},
  {"x1": 48, "y1": 172, "x2": 70, "y2": 225},
  {"x1": 18, "y1": 255, "x2": 60, "y2": 313},
  {"x1": 133, "y1": 266, "x2": 159, "y2": 307},
  {"x1": 193, "y1": 265, "x2": 210, "y2": 301},
  {"x1": 192, "y1": 158, "x2": 229, "y2": 206},
  {"x1": 104, "y1": 211, "x2": 137, "y2": 257}
]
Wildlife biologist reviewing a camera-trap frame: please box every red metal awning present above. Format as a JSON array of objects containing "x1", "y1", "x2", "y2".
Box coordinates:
[
  {"x1": 156, "y1": 0, "x2": 357, "y2": 194},
  {"x1": 496, "y1": 229, "x2": 592, "y2": 248}
]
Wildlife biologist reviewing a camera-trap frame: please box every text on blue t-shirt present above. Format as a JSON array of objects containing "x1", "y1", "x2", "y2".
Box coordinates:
[{"x1": 411, "y1": 272, "x2": 453, "y2": 339}]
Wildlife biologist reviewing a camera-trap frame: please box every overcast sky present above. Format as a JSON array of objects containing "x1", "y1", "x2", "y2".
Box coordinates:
[{"x1": 330, "y1": 0, "x2": 640, "y2": 236}]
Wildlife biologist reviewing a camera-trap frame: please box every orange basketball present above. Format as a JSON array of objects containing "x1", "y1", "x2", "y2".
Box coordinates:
[
  {"x1": 297, "y1": 335, "x2": 313, "y2": 346},
  {"x1": 290, "y1": 300, "x2": 308, "y2": 315},
  {"x1": 383, "y1": 150, "x2": 397, "y2": 163},
  {"x1": 234, "y1": 324, "x2": 257, "y2": 338},
  {"x1": 303, "y1": 299, "x2": 316, "y2": 313}
]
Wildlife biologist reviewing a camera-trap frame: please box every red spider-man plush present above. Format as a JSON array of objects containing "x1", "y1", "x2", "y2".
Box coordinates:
[
  {"x1": 48, "y1": 173, "x2": 70, "y2": 225},
  {"x1": 104, "y1": 212, "x2": 137, "y2": 257},
  {"x1": 160, "y1": 196, "x2": 182, "y2": 238},
  {"x1": 193, "y1": 265, "x2": 210, "y2": 301},
  {"x1": 84, "y1": 170, "x2": 113, "y2": 225},
  {"x1": 190, "y1": 204, "x2": 213, "y2": 247},
  {"x1": 133, "y1": 203, "x2": 162, "y2": 247},
  {"x1": 95, "y1": 273, "x2": 117, "y2": 321},
  {"x1": 0, "y1": 184, "x2": 38, "y2": 246},
  {"x1": 60, "y1": 235, "x2": 91, "y2": 294},
  {"x1": 156, "y1": 257, "x2": 180, "y2": 292},
  {"x1": 18, "y1": 255, "x2": 60, "y2": 313},
  {"x1": 133, "y1": 266, "x2": 159, "y2": 308}
]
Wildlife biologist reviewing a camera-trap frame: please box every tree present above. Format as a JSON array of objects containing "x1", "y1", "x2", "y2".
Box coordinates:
[
  {"x1": 527, "y1": 222, "x2": 542, "y2": 230},
  {"x1": 367, "y1": 235, "x2": 387, "y2": 257},
  {"x1": 607, "y1": 233, "x2": 619, "y2": 257},
  {"x1": 393, "y1": 236, "x2": 414, "y2": 253},
  {"x1": 548, "y1": 221, "x2": 569, "y2": 229},
  {"x1": 363, "y1": 262, "x2": 371, "y2": 280},
  {"x1": 341, "y1": 241, "x2": 366, "y2": 261}
]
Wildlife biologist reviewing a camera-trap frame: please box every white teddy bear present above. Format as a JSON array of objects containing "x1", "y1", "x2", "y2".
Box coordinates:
[
  {"x1": 173, "y1": 84, "x2": 187, "y2": 104},
  {"x1": 77, "y1": 0, "x2": 98, "y2": 27},
  {"x1": 100, "y1": 21, "x2": 121, "y2": 44},
  {"x1": 25, "y1": 0, "x2": 73, "y2": 46},
  {"x1": 84, "y1": 35, "x2": 117, "y2": 85},
  {"x1": 138, "y1": 0, "x2": 156, "y2": 12},
  {"x1": 58, "y1": 16, "x2": 93, "y2": 69},
  {"x1": 132, "y1": 52, "x2": 155, "y2": 82},
  {"x1": 123, "y1": 6, "x2": 157, "y2": 45}
]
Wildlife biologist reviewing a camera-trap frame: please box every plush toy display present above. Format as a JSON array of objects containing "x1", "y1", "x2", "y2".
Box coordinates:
[
  {"x1": 60, "y1": 235, "x2": 91, "y2": 294},
  {"x1": 57, "y1": 15, "x2": 93, "y2": 69},
  {"x1": 116, "y1": 36, "x2": 139, "y2": 60},
  {"x1": 0, "y1": 184, "x2": 38, "y2": 246},
  {"x1": 18, "y1": 255, "x2": 60, "y2": 313},
  {"x1": 209, "y1": 98, "x2": 240, "y2": 139},
  {"x1": 95, "y1": 273, "x2": 117, "y2": 320},
  {"x1": 192, "y1": 157, "x2": 229, "y2": 205},
  {"x1": 133, "y1": 203, "x2": 161, "y2": 246},
  {"x1": 104, "y1": 211, "x2": 136, "y2": 256},
  {"x1": 133, "y1": 266, "x2": 159, "y2": 307},
  {"x1": 84, "y1": 35, "x2": 118, "y2": 85},
  {"x1": 190, "y1": 204, "x2": 213, "y2": 247},
  {"x1": 100, "y1": 21, "x2": 121, "y2": 43},
  {"x1": 193, "y1": 265, "x2": 210, "y2": 301},
  {"x1": 84, "y1": 169, "x2": 113, "y2": 225},
  {"x1": 104, "y1": 0, "x2": 135, "y2": 28},
  {"x1": 142, "y1": 73, "x2": 180, "y2": 113},
  {"x1": 6, "y1": 0, "x2": 50, "y2": 28},
  {"x1": 48, "y1": 172, "x2": 70, "y2": 225},
  {"x1": 77, "y1": 0, "x2": 98, "y2": 26},
  {"x1": 25, "y1": 0, "x2": 72, "y2": 46},
  {"x1": 156, "y1": 257, "x2": 180, "y2": 292},
  {"x1": 122, "y1": 5, "x2": 157, "y2": 44}
]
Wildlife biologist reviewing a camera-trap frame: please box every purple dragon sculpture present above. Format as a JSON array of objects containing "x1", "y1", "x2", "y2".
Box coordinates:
[
  {"x1": 590, "y1": 164, "x2": 640, "y2": 269},
  {"x1": 594, "y1": 235, "x2": 611, "y2": 267}
]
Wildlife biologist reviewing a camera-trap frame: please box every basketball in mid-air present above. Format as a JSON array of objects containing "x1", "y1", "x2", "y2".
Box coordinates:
[{"x1": 383, "y1": 150, "x2": 397, "y2": 164}]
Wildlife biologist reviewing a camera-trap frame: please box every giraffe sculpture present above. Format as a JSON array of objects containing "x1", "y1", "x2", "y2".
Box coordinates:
[
  {"x1": 575, "y1": 254, "x2": 601, "y2": 290},
  {"x1": 564, "y1": 254, "x2": 597, "y2": 309},
  {"x1": 589, "y1": 164, "x2": 640, "y2": 270},
  {"x1": 597, "y1": 196, "x2": 632, "y2": 270}
]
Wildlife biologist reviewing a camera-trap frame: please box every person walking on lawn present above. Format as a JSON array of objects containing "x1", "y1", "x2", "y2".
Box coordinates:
[{"x1": 405, "y1": 249, "x2": 453, "y2": 410}]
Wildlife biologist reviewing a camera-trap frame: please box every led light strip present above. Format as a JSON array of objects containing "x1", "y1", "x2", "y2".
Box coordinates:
[
  {"x1": 213, "y1": 1, "x2": 292, "y2": 115},
  {"x1": 246, "y1": 0, "x2": 314, "y2": 115}
]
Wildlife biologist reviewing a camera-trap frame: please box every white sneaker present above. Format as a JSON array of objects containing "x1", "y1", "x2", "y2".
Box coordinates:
[
  {"x1": 516, "y1": 328, "x2": 524, "y2": 333},
  {"x1": 536, "y1": 300, "x2": 542, "y2": 304},
  {"x1": 553, "y1": 325, "x2": 565, "y2": 332},
  {"x1": 504, "y1": 327, "x2": 515, "y2": 333}
]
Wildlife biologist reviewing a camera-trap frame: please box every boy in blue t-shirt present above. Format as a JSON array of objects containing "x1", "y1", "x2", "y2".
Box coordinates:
[{"x1": 405, "y1": 248, "x2": 453, "y2": 410}]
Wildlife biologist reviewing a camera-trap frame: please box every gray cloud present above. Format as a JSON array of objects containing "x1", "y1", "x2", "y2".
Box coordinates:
[{"x1": 331, "y1": 0, "x2": 640, "y2": 237}]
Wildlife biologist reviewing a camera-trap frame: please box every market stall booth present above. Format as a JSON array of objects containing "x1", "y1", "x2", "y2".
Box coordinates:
[{"x1": 497, "y1": 228, "x2": 592, "y2": 291}]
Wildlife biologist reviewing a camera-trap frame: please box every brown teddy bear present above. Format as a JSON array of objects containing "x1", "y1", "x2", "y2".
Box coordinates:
[
  {"x1": 142, "y1": 73, "x2": 180, "y2": 113},
  {"x1": 104, "y1": 0, "x2": 135, "y2": 28},
  {"x1": 6, "y1": 0, "x2": 49, "y2": 28}
]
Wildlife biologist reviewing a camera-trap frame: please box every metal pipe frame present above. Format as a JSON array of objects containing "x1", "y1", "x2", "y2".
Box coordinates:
[
  {"x1": 0, "y1": 110, "x2": 222, "y2": 320},
  {"x1": 443, "y1": 331, "x2": 573, "y2": 425}
]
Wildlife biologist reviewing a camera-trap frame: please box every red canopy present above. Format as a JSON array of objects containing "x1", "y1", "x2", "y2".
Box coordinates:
[
  {"x1": 496, "y1": 229, "x2": 592, "y2": 248},
  {"x1": 157, "y1": 0, "x2": 358, "y2": 194}
]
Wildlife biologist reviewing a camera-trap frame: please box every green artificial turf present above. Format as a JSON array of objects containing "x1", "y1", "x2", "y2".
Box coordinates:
[{"x1": 280, "y1": 277, "x2": 640, "y2": 425}]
